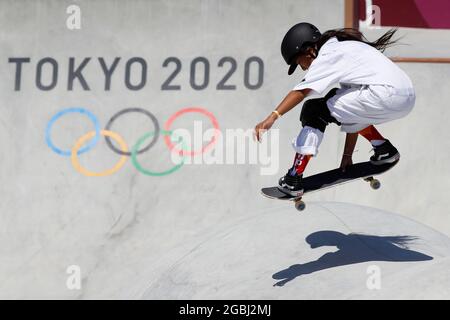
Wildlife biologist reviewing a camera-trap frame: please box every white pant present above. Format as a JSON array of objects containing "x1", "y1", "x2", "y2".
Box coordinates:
[{"x1": 292, "y1": 84, "x2": 415, "y2": 155}]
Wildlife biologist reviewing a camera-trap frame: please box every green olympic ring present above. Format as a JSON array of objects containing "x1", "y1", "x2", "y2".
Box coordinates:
[{"x1": 131, "y1": 130, "x2": 187, "y2": 176}]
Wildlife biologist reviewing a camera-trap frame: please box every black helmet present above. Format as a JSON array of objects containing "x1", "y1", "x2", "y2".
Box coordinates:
[{"x1": 281, "y1": 22, "x2": 321, "y2": 75}]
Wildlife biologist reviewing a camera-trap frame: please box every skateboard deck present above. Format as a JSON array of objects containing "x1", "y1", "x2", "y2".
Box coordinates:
[{"x1": 261, "y1": 160, "x2": 399, "y2": 210}]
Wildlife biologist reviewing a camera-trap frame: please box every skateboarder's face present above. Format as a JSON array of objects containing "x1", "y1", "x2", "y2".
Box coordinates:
[{"x1": 295, "y1": 47, "x2": 316, "y2": 71}]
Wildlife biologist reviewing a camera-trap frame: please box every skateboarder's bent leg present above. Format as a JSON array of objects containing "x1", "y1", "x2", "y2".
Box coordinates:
[
  {"x1": 278, "y1": 92, "x2": 341, "y2": 196},
  {"x1": 358, "y1": 125, "x2": 400, "y2": 164},
  {"x1": 291, "y1": 94, "x2": 341, "y2": 175},
  {"x1": 358, "y1": 125, "x2": 385, "y2": 146}
]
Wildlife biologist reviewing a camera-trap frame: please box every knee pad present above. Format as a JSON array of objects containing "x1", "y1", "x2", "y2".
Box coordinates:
[
  {"x1": 299, "y1": 99, "x2": 329, "y2": 132},
  {"x1": 299, "y1": 93, "x2": 341, "y2": 132}
]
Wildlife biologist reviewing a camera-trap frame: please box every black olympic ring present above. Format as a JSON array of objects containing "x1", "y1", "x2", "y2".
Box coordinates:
[{"x1": 104, "y1": 108, "x2": 160, "y2": 156}]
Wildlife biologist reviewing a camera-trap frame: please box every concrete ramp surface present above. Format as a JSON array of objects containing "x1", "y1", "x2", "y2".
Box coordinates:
[{"x1": 138, "y1": 202, "x2": 450, "y2": 300}]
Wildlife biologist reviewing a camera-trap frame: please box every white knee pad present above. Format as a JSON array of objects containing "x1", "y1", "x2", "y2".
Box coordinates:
[{"x1": 291, "y1": 126, "x2": 324, "y2": 156}]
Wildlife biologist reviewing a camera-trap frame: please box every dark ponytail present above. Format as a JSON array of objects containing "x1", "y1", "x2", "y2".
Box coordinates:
[{"x1": 315, "y1": 28, "x2": 399, "y2": 52}]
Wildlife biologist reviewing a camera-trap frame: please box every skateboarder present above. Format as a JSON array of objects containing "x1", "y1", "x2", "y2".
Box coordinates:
[{"x1": 254, "y1": 23, "x2": 415, "y2": 197}]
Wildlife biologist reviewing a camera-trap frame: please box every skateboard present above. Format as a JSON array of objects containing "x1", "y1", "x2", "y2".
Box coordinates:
[{"x1": 261, "y1": 160, "x2": 399, "y2": 211}]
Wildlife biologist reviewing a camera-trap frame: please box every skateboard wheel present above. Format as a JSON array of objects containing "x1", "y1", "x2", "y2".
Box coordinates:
[
  {"x1": 295, "y1": 200, "x2": 306, "y2": 211},
  {"x1": 370, "y1": 179, "x2": 381, "y2": 190}
]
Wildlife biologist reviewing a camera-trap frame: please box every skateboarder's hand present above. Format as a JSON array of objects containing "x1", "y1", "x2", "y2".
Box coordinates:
[
  {"x1": 254, "y1": 115, "x2": 276, "y2": 142},
  {"x1": 340, "y1": 154, "x2": 353, "y2": 172}
]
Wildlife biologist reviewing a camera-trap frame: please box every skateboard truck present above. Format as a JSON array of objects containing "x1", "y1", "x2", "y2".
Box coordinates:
[
  {"x1": 294, "y1": 198, "x2": 306, "y2": 211},
  {"x1": 363, "y1": 176, "x2": 381, "y2": 190}
]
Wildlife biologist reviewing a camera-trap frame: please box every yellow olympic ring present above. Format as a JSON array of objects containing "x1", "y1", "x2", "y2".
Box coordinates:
[{"x1": 71, "y1": 130, "x2": 128, "y2": 177}]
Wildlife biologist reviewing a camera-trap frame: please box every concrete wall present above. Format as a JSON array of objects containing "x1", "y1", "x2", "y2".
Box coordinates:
[{"x1": 0, "y1": 0, "x2": 449, "y2": 298}]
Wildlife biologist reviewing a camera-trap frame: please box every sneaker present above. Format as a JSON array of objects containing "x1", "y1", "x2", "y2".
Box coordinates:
[
  {"x1": 278, "y1": 172, "x2": 304, "y2": 197},
  {"x1": 370, "y1": 140, "x2": 400, "y2": 165}
]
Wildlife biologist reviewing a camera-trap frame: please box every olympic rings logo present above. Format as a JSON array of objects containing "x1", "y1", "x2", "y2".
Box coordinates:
[{"x1": 45, "y1": 107, "x2": 220, "y2": 177}]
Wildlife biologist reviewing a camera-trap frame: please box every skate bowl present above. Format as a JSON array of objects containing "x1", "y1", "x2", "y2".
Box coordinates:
[{"x1": 137, "y1": 202, "x2": 450, "y2": 300}]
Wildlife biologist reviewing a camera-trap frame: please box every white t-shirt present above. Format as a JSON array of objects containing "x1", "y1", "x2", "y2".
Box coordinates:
[{"x1": 293, "y1": 37, "x2": 413, "y2": 95}]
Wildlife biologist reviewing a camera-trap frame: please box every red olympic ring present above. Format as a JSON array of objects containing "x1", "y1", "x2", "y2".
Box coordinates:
[{"x1": 163, "y1": 107, "x2": 220, "y2": 156}]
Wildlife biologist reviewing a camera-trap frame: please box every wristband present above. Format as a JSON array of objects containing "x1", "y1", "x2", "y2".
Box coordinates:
[{"x1": 272, "y1": 110, "x2": 281, "y2": 119}]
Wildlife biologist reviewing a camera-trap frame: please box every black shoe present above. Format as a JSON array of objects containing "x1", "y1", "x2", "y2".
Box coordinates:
[
  {"x1": 278, "y1": 172, "x2": 304, "y2": 197},
  {"x1": 370, "y1": 140, "x2": 400, "y2": 165}
]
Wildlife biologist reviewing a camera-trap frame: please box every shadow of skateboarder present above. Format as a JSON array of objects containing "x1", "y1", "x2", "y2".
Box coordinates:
[{"x1": 272, "y1": 230, "x2": 433, "y2": 287}]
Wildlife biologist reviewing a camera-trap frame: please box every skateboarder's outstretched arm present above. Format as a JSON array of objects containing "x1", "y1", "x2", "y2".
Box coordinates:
[{"x1": 254, "y1": 88, "x2": 311, "y2": 142}]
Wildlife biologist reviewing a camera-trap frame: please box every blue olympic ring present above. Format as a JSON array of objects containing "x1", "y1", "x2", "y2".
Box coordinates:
[{"x1": 45, "y1": 107, "x2": 101, "y2": 156}]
